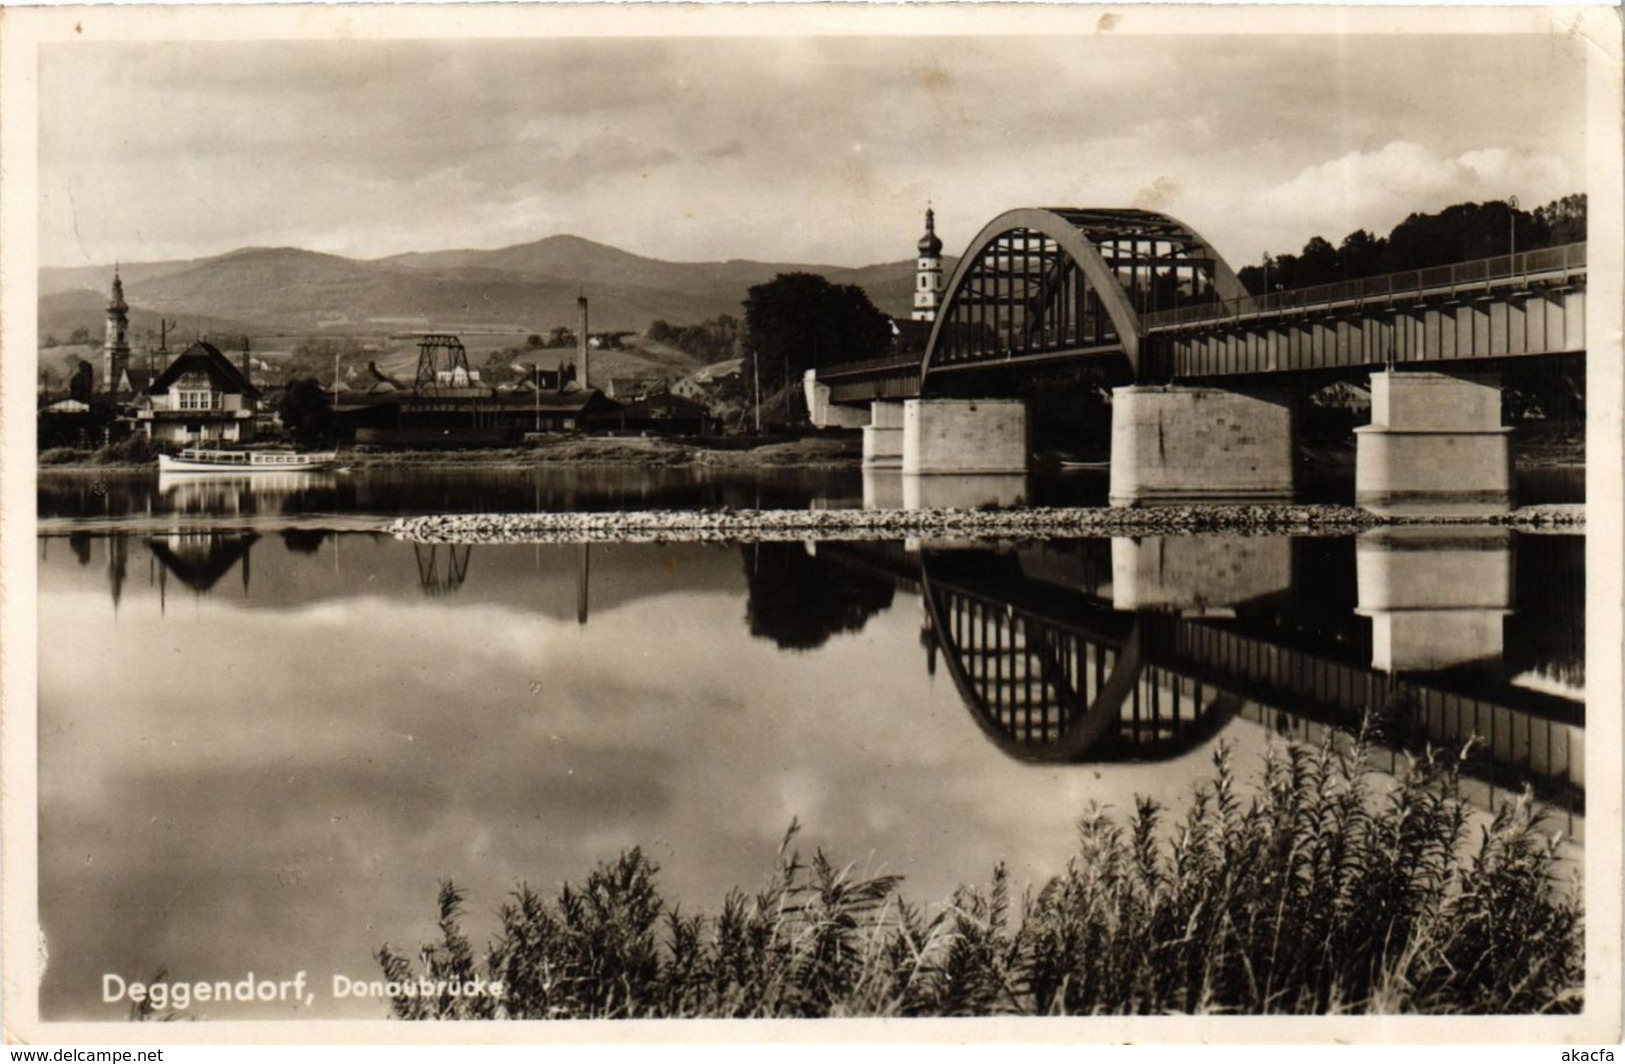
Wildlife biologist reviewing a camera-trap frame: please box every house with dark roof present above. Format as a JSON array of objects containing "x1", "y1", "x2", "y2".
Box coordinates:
[
  {"x1": 136, "y1": 341, "x2": 262, "y2": 444},
  {"x1": 606, "y1": 391, "x2": 713, "y2": 436},
  {"x1": 116, "y1": 366, "x2": 158, "y2": 398},
  {"x1": 342, "y1": 382, "x2": 624, "y2": 445}
]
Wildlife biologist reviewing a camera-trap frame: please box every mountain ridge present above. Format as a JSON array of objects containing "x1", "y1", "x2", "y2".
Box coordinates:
[{"x1": 40, "y1": 235, "x2": 956, "y2": 339}]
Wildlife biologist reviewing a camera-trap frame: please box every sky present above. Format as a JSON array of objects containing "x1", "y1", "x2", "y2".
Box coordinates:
[{"x1": 38, "y1": 31, "x2": 1588, "y2": 271}]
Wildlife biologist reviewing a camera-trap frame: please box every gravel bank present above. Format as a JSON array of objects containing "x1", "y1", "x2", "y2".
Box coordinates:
[{"x1": 388, "y1": 502, "x2": 1584, "y2": 544}]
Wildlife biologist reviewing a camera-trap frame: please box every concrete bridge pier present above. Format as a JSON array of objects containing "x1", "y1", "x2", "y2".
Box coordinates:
[
  {"x1": 862, "y1": 401, "x2": 906, "y2": 469},
  {"x1": 1354, "y1": 371, "x2": 1512, "y2": 515},
  {"x1": 900, "y1": 398, "x2": 1028, "y2": 475},
  {"x1": 1109, "y1": 386, "x2": 1296, "y2": 506},
  {"x1": 803, "y1": 370, "x2": 868, "y2": 430},
  {"x1": 1355, "y1": 527, "x2": 1513, "y2": 672},
  {"x1": 861, "y1": 469, "x2": 905, "y2": 510}
]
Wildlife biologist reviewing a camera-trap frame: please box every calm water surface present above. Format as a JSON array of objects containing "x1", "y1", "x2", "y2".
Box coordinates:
[
  {"x1": 37, "y1": 515, "x2": 1584, "y2": 1020},
  {"x1": 32, "y1": 463, "x2": 1590, "y2": 526}
]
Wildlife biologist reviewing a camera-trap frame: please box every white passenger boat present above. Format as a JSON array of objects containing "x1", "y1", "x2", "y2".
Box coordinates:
[{"x1": 158, "y1": 447, "x2": 339, "y2": 473}]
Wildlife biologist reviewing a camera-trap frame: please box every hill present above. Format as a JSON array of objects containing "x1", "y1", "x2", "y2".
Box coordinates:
[
  {"x1": 383, "y1": 234, "x2": 956, "y2": 319},
  {"x1": 38, "y1": 288, "x2": 263, "y2": 351},
  {"x1": 41, "y1": 237, "x2": 952, "y2": 347}
]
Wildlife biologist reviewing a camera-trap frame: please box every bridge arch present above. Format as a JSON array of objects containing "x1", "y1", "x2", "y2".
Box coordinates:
[{"x1": 920, "y1": 208, "x2": 1245, "y2": 389}]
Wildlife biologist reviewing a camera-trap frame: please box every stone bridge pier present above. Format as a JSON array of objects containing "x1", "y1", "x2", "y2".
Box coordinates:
[
  {"x1": 1354, "y1": 371, "x2": 1512, "y2": 515},
  {"x1": 824, "y1": 367, "x2": 1521, "y2": 516},
  {"x1": 1108, "y1": 386, "x2": 1296, "y2": 506},
  {"x1": 857, "y1": 398, "x2": 1028, "y2": 475}
]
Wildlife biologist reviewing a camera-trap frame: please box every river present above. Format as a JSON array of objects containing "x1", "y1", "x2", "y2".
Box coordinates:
[{"x1": 34, "y1": 467, "x2": 1585, "y2": 1020}]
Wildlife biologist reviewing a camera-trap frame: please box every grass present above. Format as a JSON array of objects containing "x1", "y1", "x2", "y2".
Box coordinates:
[{"x1": 377, "y1": 729, "x2": 1582, "y2": 1019}]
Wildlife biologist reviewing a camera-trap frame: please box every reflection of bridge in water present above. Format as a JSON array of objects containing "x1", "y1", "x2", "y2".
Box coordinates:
[
  {"x1": 825, "y1": 535, "x2": 1584, "y2": 838},
  {"x1": 413, "y1": 543, "x2": 473, "y2": 597},
  {"x1": 413, "y1": 541, "x2": 591, "y2": 622}
]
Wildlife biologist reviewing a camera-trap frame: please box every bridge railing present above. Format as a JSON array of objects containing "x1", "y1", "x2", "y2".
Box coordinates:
[
  {"x1": 816, "y1": 352, "x2": 923, "y2": 380},
  {"x1": 1141, "y1": 241, "x2": 1586, "y2": 330}
]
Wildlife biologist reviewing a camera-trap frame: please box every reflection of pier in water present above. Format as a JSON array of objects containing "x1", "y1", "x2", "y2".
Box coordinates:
[{"x1": 825, "y1": 535, "x2": 1584, "y2": 837}]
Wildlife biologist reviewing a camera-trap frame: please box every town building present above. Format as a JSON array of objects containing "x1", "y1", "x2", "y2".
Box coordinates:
[
  {"x1": 606, "y1": 391, "x2": 713, "y2": 436},
  {"x1": 136, "y1": 341, "x2": 261, "y2": 444},
  {"x1": 889, "y1": 319, "x2": 935, "y2": 355},
  {"x1": 605, "y1": 375, "x2": 668, "y2": 402},
  {"x1": 912, "y1": 207, "x2": 945, "y2": 322}
]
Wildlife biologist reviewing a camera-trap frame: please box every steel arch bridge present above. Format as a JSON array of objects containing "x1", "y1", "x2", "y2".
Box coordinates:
[
  {"x1": 817, "y1": 207, "x2": 1584, "y2": 402},
  {"x1": 919, "y1": 207, "x2": 1244, "y2": 390}
]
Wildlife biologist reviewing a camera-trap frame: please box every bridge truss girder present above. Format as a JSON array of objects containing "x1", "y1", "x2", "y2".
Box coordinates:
[
  {"x1": 920, "y1": 207, "x2": 1245, "y2": 391},
  {"x1": 1149, "y1": 280, "x2": 1587, "y2": 380}
]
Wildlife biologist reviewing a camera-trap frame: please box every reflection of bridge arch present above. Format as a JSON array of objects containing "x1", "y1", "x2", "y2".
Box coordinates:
[
  {"x1": 414, "y1": 543, "x2": 472, "y2": 596},
  {"x1": 892, "y1": 543, "x2": 1582, "y2": 833},
  {"x1": 921, "y1": 208, "x2": 1244, "y2": 388},
  {"x1": 919, "y1": 556, "x2": 1243, "y2": 763}
]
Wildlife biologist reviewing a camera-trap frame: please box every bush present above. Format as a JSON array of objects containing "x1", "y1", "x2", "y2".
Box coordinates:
[
  {"x1": 90, "y1": 435, "x2": 163, "y2": 465},
  {"x1": 378, "y1": 731, "x2": 1582, "y2": 1019},
  {"x1": 39, "y1": 447, "x2": 89, "y2": 465}
]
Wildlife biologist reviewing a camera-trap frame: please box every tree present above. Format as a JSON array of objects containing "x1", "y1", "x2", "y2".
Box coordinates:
[
  {"x1": 70, "y1": 326, "x2": 92, "y2": 345},
  {"x1": 283, "y1": 337, "x2": 365, "y2": 385},
  {"x1": 277, "y1": 378, "x2": 337, "y2": 443},
  {"x1": 68, "y1": 360, "x2": 94, "y2": 402},
  {"x1": 1338, "y1": 229, "x2": 1387, "y2": 279},
  {"x1": 1296, "y1": 236, "x2": 1340, "y2": 286},
  {"x1": 547, "y1": 326, "x2": 577, "y2": 349},
  {"x1": 1235, "y1": 193, "x2": 1584, "y2": 295},
  {"x1": 742, "y1": 272, "x2": 891, "y2": 398},
  {"x1": 740, "y1": 543, "x2": 893, "y2": 650},
  {"x1": 1535, "y1": 193, "x2": 1586, "y2": 245}
]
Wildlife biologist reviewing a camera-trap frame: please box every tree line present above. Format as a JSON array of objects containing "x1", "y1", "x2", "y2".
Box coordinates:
[
  {"x1": 1238, "y1": 194, "x2": 1585, "y2": 294},
  {"x1": 645, "y1": 316, "x2": 740, "y2": 364}
]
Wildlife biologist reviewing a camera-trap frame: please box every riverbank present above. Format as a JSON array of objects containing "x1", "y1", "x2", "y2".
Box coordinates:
[
  {"x1": 390, "y1": 501, "x2": 1584, "y2": 544},
  {"x1": 377, "y1": 737, "x2": 1581, "y2": 1018},
  {"x1": 37, "y1": 433, "x2": 865, "y2": 471},
  {"x1": 36, "y1": 424, "x2": 1585, "y2": 472}
]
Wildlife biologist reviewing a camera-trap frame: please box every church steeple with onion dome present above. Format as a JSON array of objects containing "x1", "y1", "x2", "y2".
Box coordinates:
[
  {"x1": 912, "y1": 206, "x2": 945, "y2": 322},
  {"x1": 103, "y1": 266, "x2": 131, "y2": 393}
]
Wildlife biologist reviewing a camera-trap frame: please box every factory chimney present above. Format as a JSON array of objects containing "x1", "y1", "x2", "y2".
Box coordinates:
[{"x1": 576, "y1": 295, "x2": 590, "y2": 390}]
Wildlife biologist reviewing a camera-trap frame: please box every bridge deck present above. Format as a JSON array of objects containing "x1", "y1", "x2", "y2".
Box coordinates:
[{"x1": 816, "y1": 242, "x2": 1585, "y2": 399}]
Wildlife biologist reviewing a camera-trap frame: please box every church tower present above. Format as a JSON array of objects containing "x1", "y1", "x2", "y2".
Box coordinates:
[
  {"x1": 103, "y1": 268, "x2": 131, "y2": 393},
  {"x1": 912, "y1": 207, "x2": 945, "y2": 322}
]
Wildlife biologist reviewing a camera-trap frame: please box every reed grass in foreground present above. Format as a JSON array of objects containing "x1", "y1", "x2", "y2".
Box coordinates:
[{"x1": 377, "y1": 734, "x2": 1582, "y2": 1018}]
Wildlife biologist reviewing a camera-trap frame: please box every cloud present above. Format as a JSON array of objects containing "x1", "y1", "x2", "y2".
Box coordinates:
[
  {"x1": 35, "y1": 35, "x2": 1587, "y2": 268},
  {"x1": 697, "y1": 141, "x2": 745, "y2": 161},
  {"x1": 1255, "y1": 141, "x2": 1573, "y2": 253}
]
